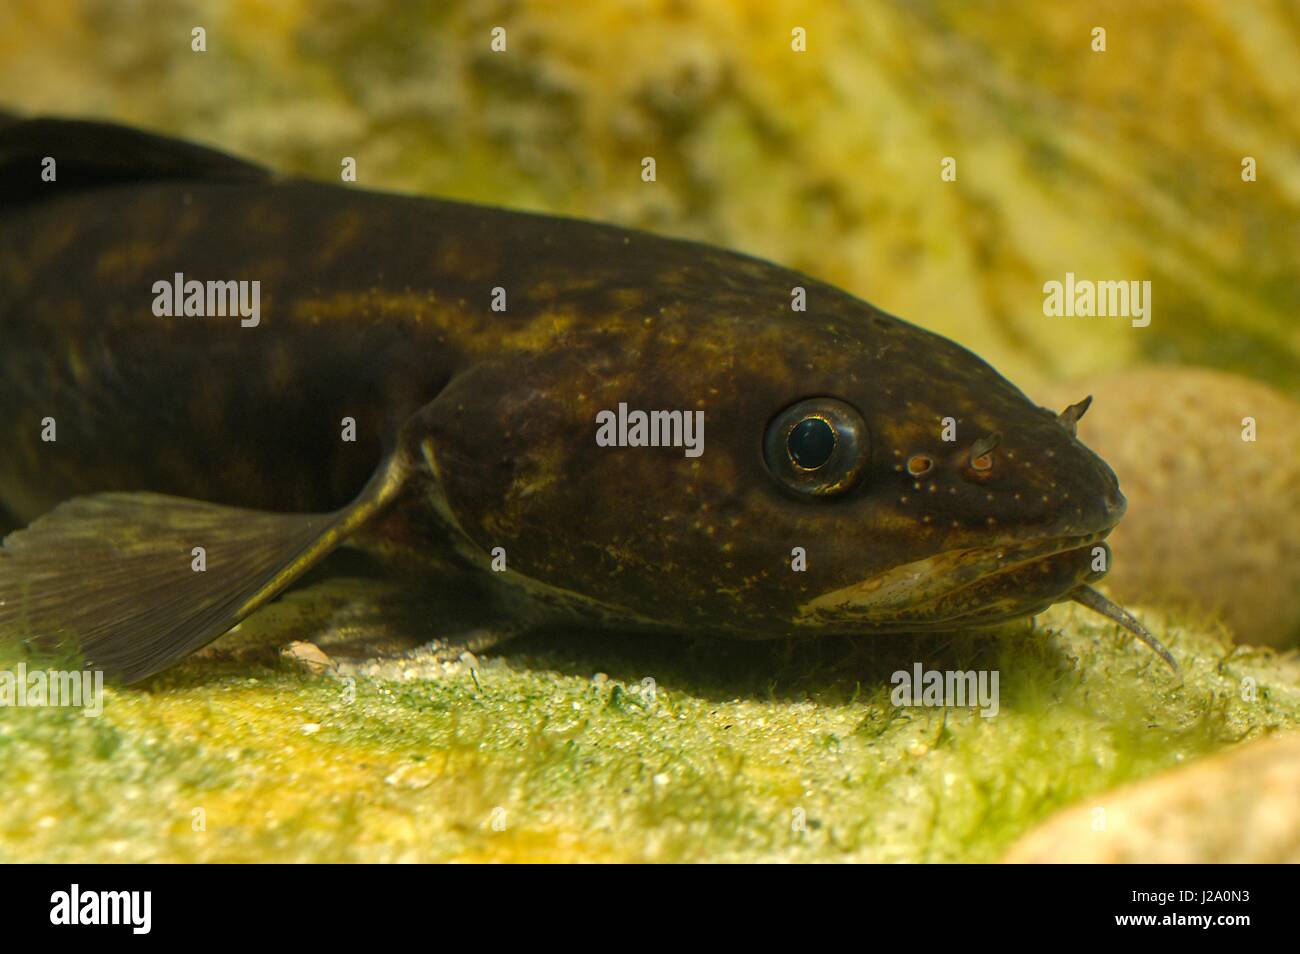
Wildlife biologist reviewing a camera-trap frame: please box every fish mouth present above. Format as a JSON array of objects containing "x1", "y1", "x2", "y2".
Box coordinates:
[{"x1": 797, "y1": 531, "x2": 1112, "y2": 631}]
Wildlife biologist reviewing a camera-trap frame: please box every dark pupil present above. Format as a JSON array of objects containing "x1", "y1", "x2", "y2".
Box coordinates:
[{"x1": 788, "y1": 418, "x2": 836, "y2": 469}]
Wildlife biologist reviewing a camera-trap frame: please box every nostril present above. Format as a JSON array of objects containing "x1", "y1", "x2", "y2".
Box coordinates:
[
  {"x1": 970, "y1": 432, "x2": 1000, "y2": 465},
  {"x1": 966, "y1": 432, "x2": 1001, "y2": 475},
  {"x1": 906, "y1": 454, "x2": 933, "y2": 476}
]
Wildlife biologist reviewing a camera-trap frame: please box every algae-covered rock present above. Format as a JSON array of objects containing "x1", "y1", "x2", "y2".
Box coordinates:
[
  {"x1": 1037, "y1": 367, "x2": 1300, "y2": 648},
  {"x1": 1004, "y1": 732, "x2": 1300, "y2": 863},
  {"x1": 3, "y1": 587, "x2": 1299, "y2": 863}
]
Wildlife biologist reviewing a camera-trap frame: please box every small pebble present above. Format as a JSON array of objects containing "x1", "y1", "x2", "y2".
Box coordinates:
[
  {"x1": 280, "y1": 640, "x2": 337, "y2": 675},
  {"x1": 1005, "y1": 733, "x2": 1300, "y2": 863}
]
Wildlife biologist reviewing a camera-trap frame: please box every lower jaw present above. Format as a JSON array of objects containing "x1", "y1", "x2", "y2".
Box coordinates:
[
  {"x1": 797, "y1": 533, "x2": 1111, "y2": 632},
  {"x1": 912, "y1": 542, "x2": 1106, "y2": 627}
]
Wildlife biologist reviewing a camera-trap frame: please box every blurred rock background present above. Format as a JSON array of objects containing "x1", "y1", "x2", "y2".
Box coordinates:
[
  {"x1": 4, "y1": 0, "x2": 1297, "y2": 393},
  {"x1": 1040, "y1": 368, "x2": 1300, "y2": 646}
]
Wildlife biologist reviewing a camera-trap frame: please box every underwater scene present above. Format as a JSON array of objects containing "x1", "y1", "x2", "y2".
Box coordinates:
[{"x1": 0, "y1": 0, "x2": 1297, "y2": 875}]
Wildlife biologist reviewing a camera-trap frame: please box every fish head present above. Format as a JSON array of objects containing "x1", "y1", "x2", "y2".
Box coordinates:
[
  {"x1": 752, "y1": 289, "x2": 1127, "y2": 634},
  {"x1": 416, "y1": 242, "x2": 1126, "y2": 638}
]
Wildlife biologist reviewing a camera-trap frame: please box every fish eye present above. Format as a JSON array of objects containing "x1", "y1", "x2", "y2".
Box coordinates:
[
  {"x1": 764, "y1": 397, "x2": 869, "y2": 497},
  {"x1": 788, "y1": 417, "x2": 837, "y2": 469}
]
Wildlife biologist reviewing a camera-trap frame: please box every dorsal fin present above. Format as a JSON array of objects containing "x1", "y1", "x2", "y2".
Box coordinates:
[{"x1": 0, "y1": 115, "x2": 271, "y2": 210}]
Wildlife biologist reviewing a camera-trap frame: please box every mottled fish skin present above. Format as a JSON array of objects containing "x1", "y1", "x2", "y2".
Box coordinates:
[{"x1": 0, "y1": 119, "x2": 1129, "y2": 653}]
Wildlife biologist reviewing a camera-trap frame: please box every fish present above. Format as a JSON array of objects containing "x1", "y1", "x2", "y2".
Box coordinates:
[{"x1": 0, "y1": 115, "x2": 1177, "y2": 684}]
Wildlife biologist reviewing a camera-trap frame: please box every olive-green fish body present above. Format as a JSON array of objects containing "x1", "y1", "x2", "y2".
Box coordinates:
[{"x1": 0, "y1": 117, "x2": 1174, "y2": 682}]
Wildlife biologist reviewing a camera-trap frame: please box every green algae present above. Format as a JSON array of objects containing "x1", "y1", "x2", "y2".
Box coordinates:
[{"x1": 2, "y1": 593, "x2": 1296, "y2": 863}]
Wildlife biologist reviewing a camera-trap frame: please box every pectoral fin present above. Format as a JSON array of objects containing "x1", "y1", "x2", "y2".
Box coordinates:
[{"x1": 0, "y1": 456, "x2": 408, "y2": 684}]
